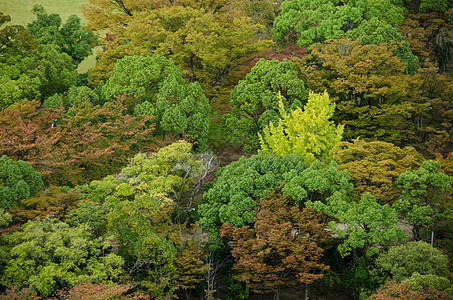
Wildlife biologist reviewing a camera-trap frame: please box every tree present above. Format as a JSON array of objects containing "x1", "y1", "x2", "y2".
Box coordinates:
[
  {"x1": 0, "y1": 13, "x2": 36, "y2": 58},
  {"x1": 393, "y1": 160, "x2": 453, "y2": 241},
  {"x1": 409, "y1": 66, "x2": 453, "y2": 157},
  {"x1": 102, "y1": 55, "x2": 210, "y2": 150},
  {"x1": 295, "y1": 38, "x2": 421, "y2": 145},
  {"x1": 52, "y1": 283, "x2": 151, "y2": 299},
  {"x1": 223, "y1": 188, "x2": 330, "y2": 300},
  {"x1": 346, "y1": 18, "x2": 419, "y2": 74},
  {"x1": 65, "y1": 86, "x2": 101, "y2": 107},
  {"x1": 231, "y1": 44, "x2": 309, "y2": 85},
  {"x1": 106, "y1": 194, "x2": 179, "y2": 298},
  {"x1": 0, "y1": 43, "x2": 77, "y2": 110},
  {"x1": 0, "y1": 156, "x2": 43, "y2": 210},
  {"x1": 27, "y1": 5, "x2": 97, "y2": 66},
  {"x1": 374, "y1": 241, "x2": 451, "y2": 283},
  {"x1": 86, "y1": 141, "x2": 214, "y2": 223},
  {"x1": 222, "y1": 59, "x2": 307, "y2": 152},
  {"x1": 35, "y1": 44, "x2": 78, "y2": 99},
  {"x1": 0, "y1": 209, "x2": 11, "y2": 228},
  {"x1": 273, "y1": 0, "x2": 405, "y2": 48},
  {"x1": 420, "y1": 0, "x2": 451, "y2": 12},
  {"x1": 259, "y1": 91, "x2": 343, "y2": 163},
  {"x1": 332, "y1": 140, "x2": 424, "y2": 204},
  {"x1": 1, "y1": 218, "x2": 124, "y2": 297},
  {"x1": 308, "y1": 193, "x2": 405, "y2": 258},
  {"x1": 402, "y1": 273, "x2": 453, "y2": 295}
]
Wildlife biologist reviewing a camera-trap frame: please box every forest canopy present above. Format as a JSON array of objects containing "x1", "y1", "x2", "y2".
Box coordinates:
[{"x1": 0, "y1": 1, "x2": 452, "y2": 299}]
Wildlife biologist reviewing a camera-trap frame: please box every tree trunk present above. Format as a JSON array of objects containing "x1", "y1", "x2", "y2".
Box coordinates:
[
  {"x1": 273, "y1": 285, "x2": 280, "y2": 300},
  {"x1": 305, "y1": 284, "x2": 310, "y2": 300}
]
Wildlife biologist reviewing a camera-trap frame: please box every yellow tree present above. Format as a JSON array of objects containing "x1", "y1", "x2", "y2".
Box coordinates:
[
  {"x1": 259, "y1": 91, "x2": 343, "y2": 163},
  {"x1": 332, "y1": 140, "x2": 424, "y2": 204}
]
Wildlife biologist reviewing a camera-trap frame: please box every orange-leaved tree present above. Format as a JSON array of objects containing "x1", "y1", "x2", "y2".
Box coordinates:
[{"x1": 223, "y1": 187, "x2": 329, "y2": 300}]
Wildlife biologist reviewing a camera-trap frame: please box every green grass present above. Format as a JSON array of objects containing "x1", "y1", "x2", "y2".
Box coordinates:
[
  {"x1": 1, "y1": 0, "x2": 97, "y2": 73},
  {"x1": 0, "y1": 0, "x2": 88, "y2": 25}
]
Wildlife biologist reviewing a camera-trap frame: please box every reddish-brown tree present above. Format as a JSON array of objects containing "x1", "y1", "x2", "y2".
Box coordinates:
[
  {"x1": 223, "y1": 188, "x2": 329, "y2": 300},
  {"x1": 0, "y1": 100, "x2": 160, "y2": 185}
]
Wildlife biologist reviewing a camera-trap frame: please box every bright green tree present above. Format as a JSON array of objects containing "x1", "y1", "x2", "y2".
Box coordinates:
[
  {"x1": 393, "y1": 160, "x2": 453, "y2": 241},
  {"x1": 273, "y1": 0, "x2": 405, "y2": 47},
  {"x1": 259, "y1": 91, "x2": 343, "y2": 163},
  {"x1": 1, "y1": 218, "x2": 124, "y2": 297},
  {"x1": 102, "y1": 55, "x2": 210, "y2": 150},
  {"x1": 223, "y1": 59, "x2": 307, "y2": 152},
  {"x1": 69, "y1": 142, "x2": 212, "y2": 298},
  {"x1": 0, "y1": 155, "x2": 43, "y2": 210}
]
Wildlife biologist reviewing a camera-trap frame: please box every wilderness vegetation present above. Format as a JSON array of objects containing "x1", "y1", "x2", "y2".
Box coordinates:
[{"x1": 0, "y1": 0, "x2": 452, "y2": 299}]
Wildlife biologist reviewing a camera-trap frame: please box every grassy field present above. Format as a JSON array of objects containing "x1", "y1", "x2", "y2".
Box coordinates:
[
  {"x1": 0, "y1": 0, "x2": 98, "y2": 73},
  {"x1": 0, "y1": 0, "x2": 88, "y2": 25}
]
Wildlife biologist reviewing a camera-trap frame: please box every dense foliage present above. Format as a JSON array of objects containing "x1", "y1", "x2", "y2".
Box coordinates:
[{"x1": 0, "y1": 1, "x2": 452, "y2": 299}]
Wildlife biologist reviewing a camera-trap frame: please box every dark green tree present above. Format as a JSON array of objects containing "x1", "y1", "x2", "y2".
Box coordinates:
[
  {"x1": 27, "y1": 5, "x2": 97, "y2": 65},
  {"x1": 222, "y1": 59, "x2": 307, "y2": 152},
  {"x1": 102, "y1": 55, "x2": 210, "y2": 150},
  {"x1": 0, "y1": 155, "x2": 43, "y2": 210},
  {"x1": 393, "y1": 160, "x2": 453, "y2": 241}
]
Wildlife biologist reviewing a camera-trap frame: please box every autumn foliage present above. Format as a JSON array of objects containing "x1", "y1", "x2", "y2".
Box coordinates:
[
  {"x1": 223, "y1": 188, "x2": 330, "y2": 296},
  {"x1": 0, "y1": 100, "x2": 158, "y2": 185}
]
